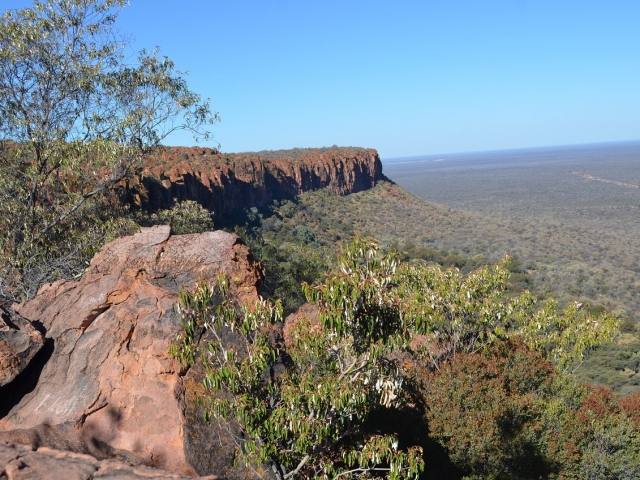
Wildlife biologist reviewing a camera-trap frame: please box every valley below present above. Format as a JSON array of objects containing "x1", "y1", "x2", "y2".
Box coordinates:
[{"x1": 383, "y1": 140, "x2": 640, "y2": 394}]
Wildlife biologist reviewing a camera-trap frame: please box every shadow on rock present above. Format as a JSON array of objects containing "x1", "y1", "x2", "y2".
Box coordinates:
[{"x1": 0, "y1": 337, "x2": 54, "y2": 419}]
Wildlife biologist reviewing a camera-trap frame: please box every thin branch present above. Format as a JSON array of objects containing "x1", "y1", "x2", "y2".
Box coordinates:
[{"x1": 283, "y1": 455, "x2": 310, "y2": 479}]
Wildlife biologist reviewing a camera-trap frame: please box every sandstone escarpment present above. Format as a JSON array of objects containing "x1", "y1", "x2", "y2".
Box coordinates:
[
  {"x1": 0, "y1": 226, "x2": 263, "y2": 477},
  {"x1": 129, "y1": 147, "x2": 384, "y2": 219}
]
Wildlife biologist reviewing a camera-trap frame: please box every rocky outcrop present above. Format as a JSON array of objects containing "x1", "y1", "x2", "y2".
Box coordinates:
[
  {"x1": 0, "y1": 441, "x2": 219, "y2": 480},
  {"x1": 128, "y1": 147, "x2": 384, "y2": 219},
  {"x1": 283, "y1": 304, "x2": 321, "y2": 351},
  {"x1": 0, "y1": 226, "x2": 263, "y2": 477},
  {"x1": 0, "y1": 307, "x2": 45, "y2": 388}
]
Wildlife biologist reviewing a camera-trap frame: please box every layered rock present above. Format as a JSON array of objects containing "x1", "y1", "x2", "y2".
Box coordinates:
[
  {"x1": 128, "y1": 147, "x2": 384, "y2": 219},
  {"x1": 0, "y1": 226, "x2": 263, "y2": 477},
  {"x1": 0, "y1": 441, "x2": 219, "y2": 480}
]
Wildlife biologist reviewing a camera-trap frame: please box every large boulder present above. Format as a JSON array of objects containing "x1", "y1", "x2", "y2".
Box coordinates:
[{"x1": 0, "y1": 226, "x2": 263, "y2": 477}]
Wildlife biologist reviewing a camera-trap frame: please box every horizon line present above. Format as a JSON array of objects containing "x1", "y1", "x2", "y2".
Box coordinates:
[{"x1": 382, "y1": 138, "x2": 640, "y2": 162}]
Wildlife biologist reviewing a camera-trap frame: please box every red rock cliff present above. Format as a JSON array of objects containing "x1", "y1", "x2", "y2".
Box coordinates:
[{"x1": 128, "y1": 147, "x2": 384, "y2": 219}]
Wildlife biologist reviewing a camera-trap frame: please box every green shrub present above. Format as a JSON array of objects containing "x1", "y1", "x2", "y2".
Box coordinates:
[{"x1": 135, "y1": 200, "x2": 214, "y2": 235}]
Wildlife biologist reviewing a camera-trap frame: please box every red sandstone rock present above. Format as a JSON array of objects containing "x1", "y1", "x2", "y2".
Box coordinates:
[
  {"x1": 283, "y1": 303, "x2": 321, "y2": 351},
  {"x1": 0, "y1": 442, "x2": 219, "y2": 479},
  {"x1": 129, "y1": 147, "x2": 384, "y2": 219},
  {"x1": 0, "y1": 307, "x2": 45, "y2": 388},
  {"x1": 0, "y1": 226, "x2": 263, "y2": 477}
]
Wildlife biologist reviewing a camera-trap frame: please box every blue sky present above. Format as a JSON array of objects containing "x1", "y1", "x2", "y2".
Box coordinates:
[{"x1": 4, "y1": 1, "x2": 640, "y2": 157}]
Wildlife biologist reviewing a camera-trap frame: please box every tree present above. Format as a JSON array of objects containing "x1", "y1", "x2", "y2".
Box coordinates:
[
  {"x1": 0, "y1": 0, "x2": 217, "y2": 301},
  {"x1": 171, "y1": 237, "x2": 619, "y2": 478},
  {"x1": 423, "y1": 340, "x2": 555, "y2": 479},
  {"x1": 540, "y1": 379, "x2": 640, "y2": 479},
  {"x1": 171, "y1": 240, "x2": 425, "y2": 480},
  {"x1": 391, "y1": 255, "x2": 618, "y2": 373},
  {"x1": 421, "y1": 341, "x2": 640, "y2": 480}
]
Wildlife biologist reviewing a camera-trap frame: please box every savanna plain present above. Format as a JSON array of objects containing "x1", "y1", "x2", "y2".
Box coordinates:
[
  {"x1": 384, "y1": 141, "x2": 640, "y2": 396},
  {"x1": 234, "y1": 141, "x2": 640, "y2": 397}
]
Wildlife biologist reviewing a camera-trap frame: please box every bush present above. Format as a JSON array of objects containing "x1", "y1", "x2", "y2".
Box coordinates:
[
  {"x1": 172, "y1": 237, "x2": 621, "y2": 478},
  {"x1": 135, "y1": 200, "x2": 214, "y2": 235},
  {"x1": 422, "y1": 340, "x2": 554, "y2": 479}
]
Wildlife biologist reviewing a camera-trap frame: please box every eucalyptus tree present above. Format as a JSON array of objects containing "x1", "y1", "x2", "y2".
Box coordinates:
[
  {"x1": 171, "y1": 237, "x2": 618, "y2": 479},
  {"x1": 171, "y1": 240, "x2": 426, "y2": 480},
  {"x1": 0, "y1": 0, "x2": 217, "y2": 300}
]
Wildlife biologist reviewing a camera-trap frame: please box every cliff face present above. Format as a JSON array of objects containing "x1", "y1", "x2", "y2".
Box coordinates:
[{"x1": 128, "y1": 147, "x2": 384, "y2": 219}]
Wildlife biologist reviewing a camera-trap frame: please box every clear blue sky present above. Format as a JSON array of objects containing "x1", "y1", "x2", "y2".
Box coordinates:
[{"x1": 4, "y1": 1, "x2": 640, "y2": 158}]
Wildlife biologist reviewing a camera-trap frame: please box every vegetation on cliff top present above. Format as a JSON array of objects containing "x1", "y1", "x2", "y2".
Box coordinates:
[{"x1": 138, "y1": 145, "x2": 375, "y2": 169}]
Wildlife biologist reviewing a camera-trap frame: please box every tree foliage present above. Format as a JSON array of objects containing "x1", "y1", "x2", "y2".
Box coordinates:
[
  {"x1": 421, "y1": 341, "x2": 640, "y2": 480},
  {"x1": 0, "y1": 0, "x2": 217, "y2": 301},
  {"x1": 422, "y1": 340, "x2": 555, "y2": 479},
  {"x1": 541, "y1": 380, "x2": 640, "y2": 479},
  {"x1": 172, "y1": 237, "x2": 621, "y2": 479},
  {"x1": 171, "y1": 246, "x2": 425, "y2": 479}
]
